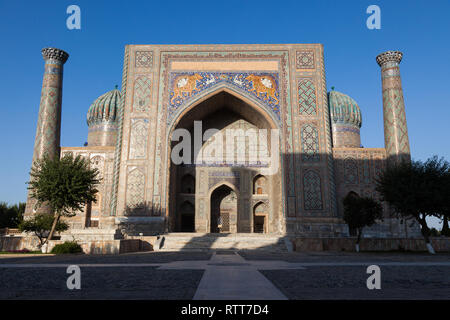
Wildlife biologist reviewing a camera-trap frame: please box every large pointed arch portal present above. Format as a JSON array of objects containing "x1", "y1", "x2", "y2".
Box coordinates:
[{"x1": 166, "y1": 88, "x2": 282, "y2": 233}]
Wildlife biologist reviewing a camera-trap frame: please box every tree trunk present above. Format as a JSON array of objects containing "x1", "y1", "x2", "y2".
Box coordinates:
[
  {"x1": 45, "y1": 213, "x2": 61, "y2": 251},
  {"x1": 418, "y1": 216, "x2": 435, "y2": 254},
  {"x1": 442, "y1": 215, "x2": 449, "y2": 236},
  {"x1": 355, "y1": 229, "x2": 362, "y2": 252}
]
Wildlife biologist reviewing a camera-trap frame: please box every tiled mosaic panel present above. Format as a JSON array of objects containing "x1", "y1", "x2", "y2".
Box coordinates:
[
  {"x1": 135, "y1": 51, "x2": 153, "y2": 68},
  {"x1": 33, "y1": 86, "x2": 60, "y2": 159},
  {"x1": 133, "y1": 76, "x2": 151, "y2": 112},
  {"x1": 383, "y1": 88, "x2": 410, "y2": 157},
  {"x1": 343, "y1": 157, "x2": 358, "y2": 184},
  {"x1": 298, "y1": 79, "x2": 317, "y2": 115},
  {"x1": 296, "y1": 50, "x2": 315, "y2": 69},
  {"x1": 126, "y1": 168, "x2": 145, "y2": 208},
  {"x1": 129, "y1": 119, "x2": 149, "y2": 159},
  {"x1": 167, "y1": 72, "x2": 280, "y2": 124},
  {"x1": 301, "y1": 124, "x2": 320, "y2": 162},
  {"x1": 90, "y1": 155, "x2": 105, "y2": 180},
  {"x1": 303, "y1": 170, "x2": 323, "y2": 210}
]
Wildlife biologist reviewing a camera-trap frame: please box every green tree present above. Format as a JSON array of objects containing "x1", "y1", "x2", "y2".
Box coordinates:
[
  {"x1": 440, "y1": 165, "x2": 450, "y2": 237},
  {"x1": 27, "y1": 153, "x2": 100, "y2": 246},
  {"x1": 376, "y1": 156, "x2": 450, "y2": 254},
  {"x1": 343, "y1": 194, "x2": 383, "y2": 252},
  {"x1": 19, "y1": 214, "x2": 69, "y2": 248},
  {"x1": 0, "y1": 202, "x2": 25, "y2": 228}
]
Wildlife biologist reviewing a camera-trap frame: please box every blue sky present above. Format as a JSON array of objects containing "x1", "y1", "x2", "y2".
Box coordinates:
[{"x1": 0, "y1": 0, "x2": 449, "y2": 228}]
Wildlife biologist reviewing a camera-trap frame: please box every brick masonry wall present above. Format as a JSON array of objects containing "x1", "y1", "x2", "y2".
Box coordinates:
[
  {"x1": 0, "y1": 236, "x2": 146, "y2": 254},
  {"x1": 293, "y1": 237, "x2": 450, "y2": 252}
]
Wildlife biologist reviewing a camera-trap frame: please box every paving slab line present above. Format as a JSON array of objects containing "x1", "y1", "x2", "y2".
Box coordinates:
[{"x1": 193, "y1": 252, "x2": 287, "y2": 300}]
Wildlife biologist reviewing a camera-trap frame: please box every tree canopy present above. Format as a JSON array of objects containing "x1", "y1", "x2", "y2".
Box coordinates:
[
  {"x1": 28, "y1": 153, "x2": 100, "y2": 216},
  {"x1": 376, "y1": 156, "x2": 450, "y2": 250},
  {"x1": 19, "y1": 214, "x2": 68, "y2": 247},
  {"x1": 343, "y1": 194, "x2": 383, "y2": 246},
  {"x1": 27, "y1": 153, "x2": 100, "y2": 245},
  {"x1": 0, "y1": 202, "x2": 25, "y2": 228}
]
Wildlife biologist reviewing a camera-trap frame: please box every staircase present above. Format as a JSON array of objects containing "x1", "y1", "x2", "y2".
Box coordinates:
[{"x1": 157, "y1": 233, "x2": 291, "y2": 252}]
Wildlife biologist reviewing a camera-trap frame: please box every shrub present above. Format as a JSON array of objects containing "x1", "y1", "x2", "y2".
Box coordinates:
[
  {"x1": 50, "y1": 241, "x2": 83, "y2": 254},
  {"x1": 19, "y1": 214, "x2": 68, "y2": 248}
]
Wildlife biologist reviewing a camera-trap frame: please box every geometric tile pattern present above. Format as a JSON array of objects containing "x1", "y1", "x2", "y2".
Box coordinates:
[
  {"x1": 129, "y1": 119, "x2": 149, "y2": 159},
  {"x1": 361, "y1": 158, "x2": 370, "y2": 184},
  {"x1": 343, "y1": 157, "x2": 358, "y2": 184},
  {"x1": 90, "y1": 155, "x2": 105, "y2": 180},
  {"x1": 135, "y1": 51, "x2": 153, "y2": 68},
  {"x1": 126, "y1": 168, "x2": 145, "y2": 208},
  {"x1": 296, "y1": 50, "x2": 315, "y2": 69},
  {"x1": 301, "y1": 124, "x2": 320, "y2": 162},
  {"x1": 167, "y1": 72, "x2": 280, "y2": 124},
  {"x1": 298, "y1": 79, "x2": 317, "y2": 115},
  {"x1": 382, "y1": 85, "x2": 410, "y2": 160},
  {"x1": 133, "y1": 76, "x2": 151, "y2": 112},
  {"x1": 303, "y1": 170, "x2": 323, "y2": 210},
  {"x1": 33, "y1": 86, "x2": 60, "y2": 160}
]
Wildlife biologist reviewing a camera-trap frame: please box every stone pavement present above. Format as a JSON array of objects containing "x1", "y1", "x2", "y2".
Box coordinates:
[
  {"x1": 192, "y1": 252, "x2": 288, "y2": 300},
  {"x1": 0, "y1": 251, "x2": 449, "y2": 299}
]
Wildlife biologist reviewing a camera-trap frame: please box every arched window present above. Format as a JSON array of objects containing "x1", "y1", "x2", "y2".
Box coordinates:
[
  {"x1": 181, "y1": 174, "x2": 195, "y2": 194},
  {"x1": 253, "y1": 175, "x2": 267, "y2": 195}
]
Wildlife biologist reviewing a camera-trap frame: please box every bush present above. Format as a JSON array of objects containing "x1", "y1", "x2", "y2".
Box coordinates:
[{"x1": 50, "y1": 241, "x2": 83, "y2": 254}]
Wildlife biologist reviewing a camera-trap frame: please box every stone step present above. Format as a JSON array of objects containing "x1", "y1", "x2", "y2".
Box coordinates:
[{"x1": 158, "y1": 233, "x2": 289, "y2": 252}]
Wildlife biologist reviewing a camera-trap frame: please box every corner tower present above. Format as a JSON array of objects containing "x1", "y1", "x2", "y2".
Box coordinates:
[
  {"x1": 376, "y1": 51, "x2": 411, "y2": 164},
  {"x1": 25, "y1": 47, "x2": 69, "y2": 217}
]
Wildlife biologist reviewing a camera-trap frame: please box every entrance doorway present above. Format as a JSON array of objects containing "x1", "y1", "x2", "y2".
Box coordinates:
[
  {"x1": 254, "y1": 216, "x2": 266, "y2": 233},
  {"x1": 253, "y1": 202, "x2": 268, "y2": 233},
  {"x1": 210, "y1": 184, "x2": 237, "y2": 233},
  {"x1": 167, "y1": 89, "x2": 282, "y2": 234},
  {"x1": 180, "y1": 201, "x2": 195, "y2": 232}
]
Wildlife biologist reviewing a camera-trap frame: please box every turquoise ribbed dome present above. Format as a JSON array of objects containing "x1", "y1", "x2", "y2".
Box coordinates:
[
  {"x1": 87, "y1": 88, "x2": 121, "y2": 126},
  {"x1": 328, "y1": 90, "x2": 362, "y2": 128}
]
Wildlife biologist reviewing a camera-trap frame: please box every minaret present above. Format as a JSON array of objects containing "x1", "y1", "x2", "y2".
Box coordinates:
[
  {"x1": 24, "y1": 48, "x2": 69, "y2": 217},
  {"x1": 376, "y1": 51, "x2": 411, "y2": 164}
]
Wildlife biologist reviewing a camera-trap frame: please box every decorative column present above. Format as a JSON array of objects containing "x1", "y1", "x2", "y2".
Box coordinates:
[
  {"x1": 376, "y1": 51, "x2": 411, "y2": 164},
  {"x1": 25, "y1": 48, "x2": 69, "y2": 217}
]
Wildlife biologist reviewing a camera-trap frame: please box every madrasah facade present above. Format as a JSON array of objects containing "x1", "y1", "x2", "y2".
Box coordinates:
[{"x1": 24, "y1": 44, "x2": 421, "y2": 242}]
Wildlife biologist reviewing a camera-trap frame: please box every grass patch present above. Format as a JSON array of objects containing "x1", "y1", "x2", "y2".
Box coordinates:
[{"x1": 0, "y1": 250, "x2": 42, "y2": 254}]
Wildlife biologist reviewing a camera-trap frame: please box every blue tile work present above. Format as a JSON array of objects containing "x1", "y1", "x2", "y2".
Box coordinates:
[{"x1": 167, "y1": 72, "x2": 280, "y2": 124}]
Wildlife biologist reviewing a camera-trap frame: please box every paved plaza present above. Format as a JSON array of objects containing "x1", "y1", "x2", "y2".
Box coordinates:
[{"x1": 0, "y1": 251, "x2": 449, "y2": 300}]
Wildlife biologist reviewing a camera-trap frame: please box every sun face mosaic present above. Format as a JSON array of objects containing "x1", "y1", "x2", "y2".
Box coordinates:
[{"x1": 167, "y1": 72, "x2": 281, "y2": 124}]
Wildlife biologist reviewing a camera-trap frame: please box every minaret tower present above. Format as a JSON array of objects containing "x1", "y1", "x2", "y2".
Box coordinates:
[
  {"x1": 24, "y1": 48, "x2": 69, "y2": 217},
  {"x1": 376, "y1": 51, "x2": 411, "y2": 164}
]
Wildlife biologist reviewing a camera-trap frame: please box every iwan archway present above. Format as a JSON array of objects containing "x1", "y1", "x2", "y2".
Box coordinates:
[{"x1": 166, "y1": 87, "x2": 283, "y2": 233}]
